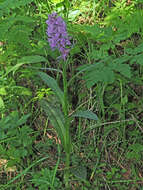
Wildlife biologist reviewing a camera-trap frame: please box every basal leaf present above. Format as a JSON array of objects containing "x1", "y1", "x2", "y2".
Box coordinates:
[{"x1": 40, "y1": 99, "x2": 66, "y2": 148}]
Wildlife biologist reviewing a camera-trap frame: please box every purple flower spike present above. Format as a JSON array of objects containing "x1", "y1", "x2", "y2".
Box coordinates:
[{"x1": 46, "y1": 12, "x2": 71, "y2": 60}]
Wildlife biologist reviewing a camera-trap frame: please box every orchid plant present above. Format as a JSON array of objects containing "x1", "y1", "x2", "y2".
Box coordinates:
[{"x1": 38, "y1": 12, "x2": 98, "y2": 188}]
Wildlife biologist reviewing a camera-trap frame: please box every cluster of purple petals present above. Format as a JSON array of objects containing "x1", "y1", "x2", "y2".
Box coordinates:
[{"x1": 46, "y1": 12, "x2": 71, "y2": 60}]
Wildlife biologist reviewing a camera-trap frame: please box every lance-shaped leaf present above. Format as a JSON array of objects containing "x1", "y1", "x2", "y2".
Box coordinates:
[
  {"x1": 38, "y1": 72, "x2": 64, "y2": 107},
  {"x1": 5, "y1": 55, "x2": 47, "y2": 76},
  {"x1": 40, "y1": 99, "x2": 66, "y2": 148}
]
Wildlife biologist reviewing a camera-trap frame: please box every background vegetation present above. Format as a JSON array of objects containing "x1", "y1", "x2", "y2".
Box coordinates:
[{"x1": 0, "y1": 0, "x2": 143, "y2": 189}]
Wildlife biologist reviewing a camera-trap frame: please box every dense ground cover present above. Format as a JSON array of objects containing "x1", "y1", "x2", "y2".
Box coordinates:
[{"x1": 0, "y1": 0, "x2": 143, "y2": 189}]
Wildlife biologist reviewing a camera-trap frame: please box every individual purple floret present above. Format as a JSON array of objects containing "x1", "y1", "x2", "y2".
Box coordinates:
[{"x1": 46, "y1": 12, "x2": 71, "y2": 61}]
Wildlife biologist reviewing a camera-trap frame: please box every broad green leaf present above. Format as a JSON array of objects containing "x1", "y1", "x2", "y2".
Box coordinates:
[
  {"x1": 72, "y1": 110, "x2": 98, "y2": 121},
  {"x1": 38, "y1": 72, "x2": 64, "y2": 106},
  {"x1": 5, "y1": 56, "x2": 47, "y2": 76},
  {"x1": 18, "y1": 56, "x2": 47, "y2": 64},
  {"x1": 40, "y1": 100, "x2": 68, "y2": 149}
]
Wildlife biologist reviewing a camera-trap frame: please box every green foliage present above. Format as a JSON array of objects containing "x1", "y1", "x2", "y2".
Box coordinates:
[
  {"x1": 0, "y1": 0, "x2": 36, "y2": 60},
  {"x1": 5, "y1": 55, "x2": 47, "y2": 76},
  {"x1": 72, "y1": 110, "x2": 98, "y2": 120},
  {"x1": 38, "y1": 72, "x2": 65, "y2": 107},
  {"x1": 126, "y1": 143, "x2": 143, "y2": 160},
  {"x1": 40, "y1": 99, "x2": 68, "y2": 151},
  {"x1": 71, "y1": 166, "x2": 87, "y2": 181},
  {"x1": 0, "y1": 112, "x2": 34, "y2": 165},
  {"x1": 0, "y1": 0, "x2": 33, "y2": 16},
  {"x1": 0, "y1": 0, "x2": 143, "y2": 189},
  {"x1": 78, "y1": 56, "x2": 131, "y2": 88},
  {"x1": 31, "y1": 168, "x2": 62, "y2": 190},
  {"x1": 0, "y1": 72, "x2": 32, "y2": 115}
]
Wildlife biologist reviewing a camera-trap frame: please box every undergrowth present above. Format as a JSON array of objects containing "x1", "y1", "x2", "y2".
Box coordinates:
[{"x1": 0, "y1": 0, "x2": 143, "y2": 189}]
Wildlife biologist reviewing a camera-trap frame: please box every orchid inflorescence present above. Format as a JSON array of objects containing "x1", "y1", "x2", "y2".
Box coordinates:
[{"x1": 46, "y1": 12, "x2": 71, "y2": 60}]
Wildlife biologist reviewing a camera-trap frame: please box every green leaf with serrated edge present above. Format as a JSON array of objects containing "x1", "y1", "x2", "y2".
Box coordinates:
[
  {"x1": 72, "y1": 110, "x2": 98, "y2": 121},
  {"x1": 38, "y1": 72, "x2": 64, "y2": 107},
  {"x1": 40, "y1": 100, "x2": 69, "y2": 150}
]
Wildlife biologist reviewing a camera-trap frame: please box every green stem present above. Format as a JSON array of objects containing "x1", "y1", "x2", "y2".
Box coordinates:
[
  {"x1": 65, "y1": 152, "x2": 70, "y2": 188},
  {"x1": 62, "y1": 61, "x2": 68, "y2": 117},
  {"x1": 62, "y1": 60, "x2": 71, "y2": 187}
]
